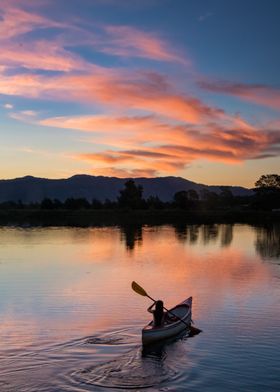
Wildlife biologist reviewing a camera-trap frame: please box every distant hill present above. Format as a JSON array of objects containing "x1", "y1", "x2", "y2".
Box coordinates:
[{"x1": 0, "y1": 175, "x2": 253, "y2": 203}]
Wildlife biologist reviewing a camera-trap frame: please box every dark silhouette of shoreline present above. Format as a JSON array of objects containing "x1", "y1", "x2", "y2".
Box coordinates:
[
  {"x1": 0, "y1": 208, "x2": 279, "y2": 227},
  {"x1": 0, "y1": 175, "x2": 279, "y2": 226}
]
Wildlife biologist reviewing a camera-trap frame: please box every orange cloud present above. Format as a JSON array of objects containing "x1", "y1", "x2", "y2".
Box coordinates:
[
  {"x1": 84, "y1": 120, "x2": 279, "y2": 174},
  {"x1": 41, "y1": 114, "x2": 158, "y2": 133},
  {"x1": 199, "y1": 80, "x2": 280, "y2": 110},
  {"x1": 1, "y1": 70, "x2": 223, "y2": 124},
  {"x1": 78, "y1": 150, "x2": 184, "y2": 174},
  {"x1": 38, "y1": 107, "x2": 280, "y2": 176},
  {"x1": 89, "y1": 167, "x2": 158, "y2": 178},
  {"x1": 63, "y1": 72, "x2": 224, "y2": 124},
  {"x1": 1, "y1": 1, "x2": 279, "y2": 179}
]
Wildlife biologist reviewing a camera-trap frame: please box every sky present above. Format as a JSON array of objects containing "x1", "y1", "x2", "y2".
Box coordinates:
[{"x1": 0, "y1": 0, "x2": 280, "y2": 187}]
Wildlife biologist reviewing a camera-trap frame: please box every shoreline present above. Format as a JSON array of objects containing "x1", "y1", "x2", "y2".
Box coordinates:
[{"x1": 0, "y1": 209, "x2": 279, "y2": 227}]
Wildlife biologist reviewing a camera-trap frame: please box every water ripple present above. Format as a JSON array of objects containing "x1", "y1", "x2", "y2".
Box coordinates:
[
  {"x1": 73, "y1": 348, "x2": 179, "y2": 389},
  {"x1": 71, "y1": 332, "x2": 194, "y2": 391}
]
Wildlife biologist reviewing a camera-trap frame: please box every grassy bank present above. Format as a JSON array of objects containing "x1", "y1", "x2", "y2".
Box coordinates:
[{"x1": 0, "y1": 208, "x2": 279, "y2": 227}]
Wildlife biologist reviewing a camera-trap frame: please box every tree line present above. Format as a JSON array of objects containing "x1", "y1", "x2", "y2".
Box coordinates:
[{"x1": 0, "y1": 174, "x2": 279, "y2": 211}]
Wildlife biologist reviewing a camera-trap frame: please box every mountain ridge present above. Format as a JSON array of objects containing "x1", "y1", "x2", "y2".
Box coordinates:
[{"x1": 0, "y1": 175, "x2": 253, "y2": 203}]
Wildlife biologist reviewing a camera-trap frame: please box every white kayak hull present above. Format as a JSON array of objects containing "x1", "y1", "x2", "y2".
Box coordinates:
[{"x1": 142, "y1": 297, "x2": 192, "y2": 345}]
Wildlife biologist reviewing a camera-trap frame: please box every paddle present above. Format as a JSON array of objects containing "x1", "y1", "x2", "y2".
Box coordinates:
[{"x1": 131, "y1": 281, "x2": 190, "y2": 328}]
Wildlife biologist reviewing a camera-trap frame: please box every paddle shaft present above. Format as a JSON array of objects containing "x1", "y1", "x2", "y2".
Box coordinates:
[{"x1": 148, "y1": 294, "x2": 189, "y2": 327}]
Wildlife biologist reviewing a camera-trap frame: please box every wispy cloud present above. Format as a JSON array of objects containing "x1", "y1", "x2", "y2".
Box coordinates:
[
  {"x1": 63, "y1": 72, "x2": 221, "y2": 124},
  {"x1": 1, "y1": 70, "x2": 223, "y2": 124},
  {"x1": 0, "y1": 2, "x2": 63, "y2": 39},
  {"x1": 88, "y1": 167, "x2": 158, "y2": 178},
  {"x1": 198, "y1": 12, "x2": 214, "y2": 22},
  {"x1": 100, "y1": 25, "x2": 188, "y2": 64},
  {"x1": 9, "y1": 109, "x2": 39, "y2": 122},
  {"x1": 40, "y1": 111, "x2": 280, "y2": 176},
  {"x1": 0, "y1": 1, "x2": 188, "y2": 73},
  {"x1": 3, "y1": 103, "x2": 13, "y2": 109},
  {"x1": 199, "y1": 79, "x2": 280, "y2": 111},
  {"x1": 1, "y1": 1, "x2": 279, "y2": 179},
  {"x1": 0, "y1": 40, "x2": 91, "y2": 72}
]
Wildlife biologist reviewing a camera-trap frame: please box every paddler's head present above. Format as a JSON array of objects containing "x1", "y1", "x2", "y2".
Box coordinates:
[{"x1": 155, "y1": 300, "x2": 163, "y2": 312}]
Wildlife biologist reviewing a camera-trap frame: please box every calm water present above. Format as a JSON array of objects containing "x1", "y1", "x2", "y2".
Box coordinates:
[{"x1": 0, "y1": 224, "x2": 279, "y2": 391}]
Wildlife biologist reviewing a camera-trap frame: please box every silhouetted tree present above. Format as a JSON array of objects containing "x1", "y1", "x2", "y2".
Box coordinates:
[
  {"x1": 64, "y1": 198, "x2": 90, "y2": 209},
  {"x1": 200, "y1": 189, "x2": 219, "y2": 209},
  {"x1": 0, "y1": 201, "x2": 18, "y2": 209},
  {"x1": 146, "y1": 195, "x2": 164, "y2": 209},
  {"x1": 91, "y1": 198, "x2": 103, "y2": 209},
  {"x1": 41, "y1": 198, "x2": 55, "y2": 209},
  {"x1": 173, "y1": 190, "x2": 189, "y2": 209},
  {"x1": 255, "y1": 174, "x2": 280, "y2": 188},
  {"x1": 253, "y1": 174, "x2": 280, "y2": 210},
  {"x1": 118, "y1": 180, "x2": 144, "y2": 209},
  {"x1": 53, "y1": 199, "x2": 63, "y2": 209},
  {"x1": 219, "y1": 187, "x2": 234, "y2": 207},
  {"x1": 187, "y1": 189, "x2": 199, "y2": 201},
  {"x1": 103, "y1": 199, "x2": 117, "y2": 209}
]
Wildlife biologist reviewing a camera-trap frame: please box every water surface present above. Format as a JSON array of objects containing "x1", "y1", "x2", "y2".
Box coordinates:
[{"x1": 0, "y1": 224, "x2": 279, "y2": 391}]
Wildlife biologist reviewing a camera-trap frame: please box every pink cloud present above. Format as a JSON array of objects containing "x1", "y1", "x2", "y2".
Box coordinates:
[
  {"x1": 0, "y1": 40, "x2": 90, "y2": 72},
  {"x1": 0, "y1": 2, "x2": 93, "y2": 73},
  {"x1": 65, "y1": 72, "x2": 223, "y2": 124},
  {"x1": 101, "y1": 25, "x2": 188, "y2": 64},
  {"x1": 0, "y1": 2, "x2": 189, "y2": 75},
  {"x1": 199, "y1": 80, "x2": 280, "y2": 110},
  {"x1": 0, "y1": 73, "x2": 47, "y2": 97},
  {"x1": 0, "y1": 2, "x2": 62, "y2": 39},
  {"x1": 0, "y1": 1, "x2": 278, "y2": 178},
  {"x1": 0, "y1": 70, "x2": 223, "y2": 124}
]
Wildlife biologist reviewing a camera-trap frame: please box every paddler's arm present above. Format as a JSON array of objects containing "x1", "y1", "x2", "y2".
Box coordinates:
[{"x1": 147, "y1": 302, "x2": 155, "y2": 313}]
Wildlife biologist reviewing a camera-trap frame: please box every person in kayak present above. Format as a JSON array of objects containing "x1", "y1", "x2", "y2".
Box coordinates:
[{"x1": 147, "y1": 300, "x2": 165, "y2": 327}]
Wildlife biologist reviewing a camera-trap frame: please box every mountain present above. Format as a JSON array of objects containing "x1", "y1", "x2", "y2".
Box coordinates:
[{"x1": 0, "y1": 175, "x2": 253, "y2": 203}]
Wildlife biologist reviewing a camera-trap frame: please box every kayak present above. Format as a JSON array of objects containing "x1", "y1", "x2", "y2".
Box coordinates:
[{"x1": 142, "y1": 297, "x2": 192, "y2": 345}]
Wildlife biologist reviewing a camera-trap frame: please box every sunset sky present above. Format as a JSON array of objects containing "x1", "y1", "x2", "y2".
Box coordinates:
[{"x1": 1, "y1": 0, "x2": 280, "y2": 187}]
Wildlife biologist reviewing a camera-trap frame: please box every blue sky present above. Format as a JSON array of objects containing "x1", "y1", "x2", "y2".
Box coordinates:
[{"x1": 1, "y1": 0, "x2": 279, "y2": 186}]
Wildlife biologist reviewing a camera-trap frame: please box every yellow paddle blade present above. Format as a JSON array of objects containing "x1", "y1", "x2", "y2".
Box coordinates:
[{"x1": 131, "y1": 281, "x2": 148, "y2": 297}]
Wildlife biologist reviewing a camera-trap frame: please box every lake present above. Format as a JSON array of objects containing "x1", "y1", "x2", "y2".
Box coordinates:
[{"x1": 0, "y1": 224, "x2": 279, "y2": 391}]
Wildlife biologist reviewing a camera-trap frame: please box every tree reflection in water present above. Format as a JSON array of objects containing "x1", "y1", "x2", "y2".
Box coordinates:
[
  {"x1": 201, "y1": 224, "x2": 219, "y2": 244},
  {"x1": 173, "y1": 223, "x2": 233, "y2": 247},
  {"x1": 120, "y1": 223, "x2": 235, "y2": 251},
  {"x1": 255, "y1": 224, "x2": 280, "y2": 260},
  {"x1": 120, "y1": 223, "x2": 280, "y2": 261},
  {"x1": 221, "y1": 224, "x2": 233, "y2": 247},
  {"x1": 173, "y1": 224, "x2": 200, "y2": 244},
  {"x1": 120, "y1": 224, "x2": 143, "y2": 251}
]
